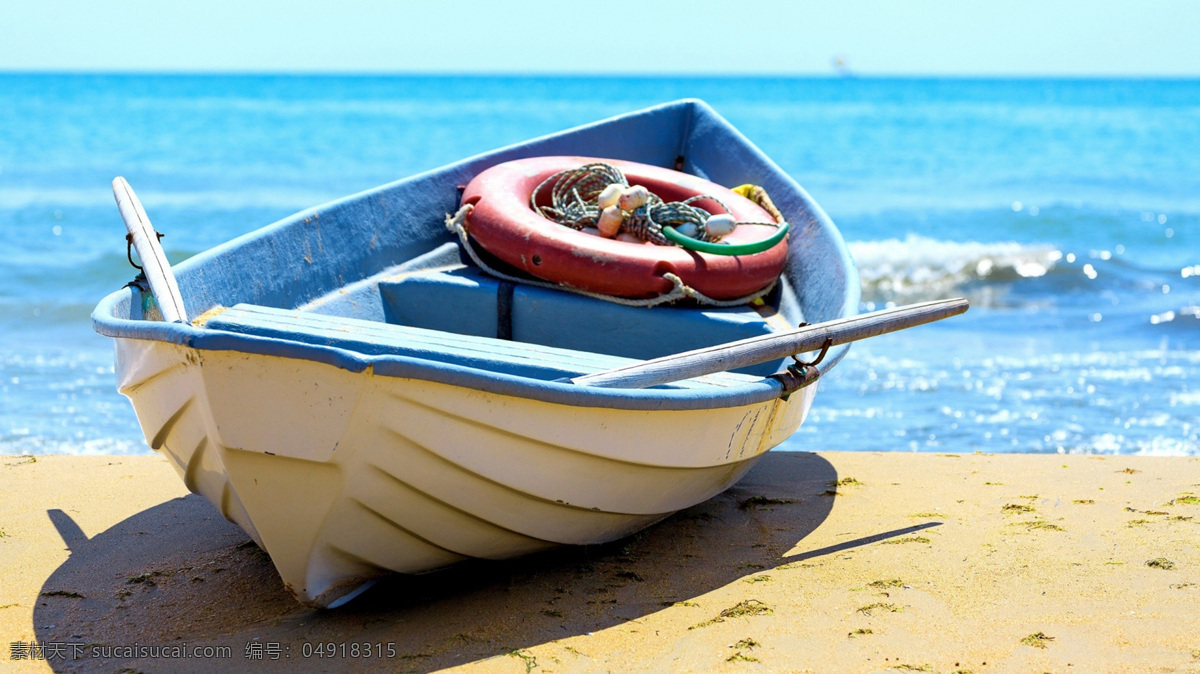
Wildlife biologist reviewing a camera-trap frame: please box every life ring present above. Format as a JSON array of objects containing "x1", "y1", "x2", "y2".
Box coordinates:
[{"x1": 460, "y1": 156, "x2": 789, "y2": 300}]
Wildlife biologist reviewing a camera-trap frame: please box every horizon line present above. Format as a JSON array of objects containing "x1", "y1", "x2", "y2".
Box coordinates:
[{"x1": 2, "y1": 70, "x2": 1199, "y2": 81}]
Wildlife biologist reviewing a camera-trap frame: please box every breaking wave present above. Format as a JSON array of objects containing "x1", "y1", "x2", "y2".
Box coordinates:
[{"x1": 850, "y1": 235, "x2": 1064, "y2": 305}]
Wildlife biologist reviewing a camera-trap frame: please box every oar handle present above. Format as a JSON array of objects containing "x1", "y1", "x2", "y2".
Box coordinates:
[
  {"x1": 571, "y1": 298, "x2": 969, "y2": 389},
  {"x1": 113, "y1": 177, "x2": 188, "y2": 323}
]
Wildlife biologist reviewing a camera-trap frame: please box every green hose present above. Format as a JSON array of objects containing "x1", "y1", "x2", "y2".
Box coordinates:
[{"x1": 661, "y1": 221, "x2": 790, "y2": 256}]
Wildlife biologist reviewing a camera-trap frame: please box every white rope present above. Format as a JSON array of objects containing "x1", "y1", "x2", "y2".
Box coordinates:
[{"x1": 444, "y1": 204, "x2": 776, "y2": 308}]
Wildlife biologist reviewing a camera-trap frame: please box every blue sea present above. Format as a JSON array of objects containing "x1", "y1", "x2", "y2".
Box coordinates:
[{"x1": 1, "y1": 74, "x2": 1197, "y2": 456}]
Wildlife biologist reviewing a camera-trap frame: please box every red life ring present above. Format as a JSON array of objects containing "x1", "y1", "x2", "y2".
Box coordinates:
[{"x1": 460, "y1": 156, "x2": 788, "y2": 300}]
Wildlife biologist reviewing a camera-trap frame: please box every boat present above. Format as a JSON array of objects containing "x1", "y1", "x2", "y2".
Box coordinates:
[{"x1": 93, "y1": 99, "x2": 965, "y2": 608}]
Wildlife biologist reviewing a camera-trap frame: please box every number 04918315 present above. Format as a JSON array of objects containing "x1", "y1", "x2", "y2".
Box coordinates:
[{"x1": 301, "y1": 642, "x2": 397, "y2": 659}]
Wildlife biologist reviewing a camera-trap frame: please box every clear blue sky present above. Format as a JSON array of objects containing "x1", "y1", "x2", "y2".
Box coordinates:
[{"x1": 3, "y1": 0, "x2": 1199, "y2": 76}]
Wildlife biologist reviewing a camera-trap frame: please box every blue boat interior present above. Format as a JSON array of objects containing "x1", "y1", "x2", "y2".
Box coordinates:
[
  {"x1": 205, "y1": 303, "x2": 763, "y2": 389},
  {"x1": 95, "y1": 99, "x2": 860, "y2": 397},
  {"x1": 201, "y1": 239, "x2": 803, "y2": 380}
]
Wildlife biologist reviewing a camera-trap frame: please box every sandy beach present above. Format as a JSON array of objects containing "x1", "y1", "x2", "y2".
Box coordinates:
[{"x1": 2, "y1": 451, "x2": 1198, "y2": 673}]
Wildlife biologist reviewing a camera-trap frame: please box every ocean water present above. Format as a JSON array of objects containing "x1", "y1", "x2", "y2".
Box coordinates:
[{"x1": 1, "y1": 74, "x2": 1197, "y2": 456}]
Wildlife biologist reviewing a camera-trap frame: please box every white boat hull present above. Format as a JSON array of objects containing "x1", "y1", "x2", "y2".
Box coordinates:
[{"x1": 115, "y1": 336, "x2": 816, "y2": 607}]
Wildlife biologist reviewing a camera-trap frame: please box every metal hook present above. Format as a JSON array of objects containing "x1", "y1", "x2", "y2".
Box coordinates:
[
  {"x1": 792, "y1": 336, "x2": 833, "y2": 369},
  {"x1": 126, "y1": 231, "x2": 164, "y2": 272},
  {"x1": 771, "y1": 323, "x2": 834, "y2": 400}
]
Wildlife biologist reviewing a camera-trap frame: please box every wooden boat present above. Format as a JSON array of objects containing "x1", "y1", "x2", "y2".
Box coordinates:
[{"x1": 93, "y1": 100, "x2": 964, "y2": 607}]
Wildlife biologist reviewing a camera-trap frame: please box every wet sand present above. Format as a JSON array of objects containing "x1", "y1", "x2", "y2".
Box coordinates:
[{"x1": 2, "y1": 452, "x2": 1198, "y2": 672}]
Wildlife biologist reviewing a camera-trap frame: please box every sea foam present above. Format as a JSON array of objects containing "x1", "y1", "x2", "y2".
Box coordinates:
[{"x1": 850, "y1": 235, "x2": 1063, "y2": 304}]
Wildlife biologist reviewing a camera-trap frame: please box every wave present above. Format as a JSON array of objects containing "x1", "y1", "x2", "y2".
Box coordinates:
[
  {"x1": 848, "y1": 235, "x2": 1198, "y2": 311},
  {"x1": 1148, "y1": 305, "x2": 1200, "y2": 332},
  {"x1": 0, "y1": 250, "x2": 199, "y2": 309},
  {"x1": 0, "y1": 436, "x2": 146, "y2": 456},
  {"x1": 0, "y1": 187, "x2": 339, "y2": 211},
  {"x1": 849, "y1": 236, "x2": 1064, "y2": 305}
]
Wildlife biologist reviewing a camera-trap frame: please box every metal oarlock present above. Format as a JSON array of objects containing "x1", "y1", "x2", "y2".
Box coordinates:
[
  {"x1": 771, "y1": 330, "x2": 833, "y2": 399},
  {"x1": 125, "y1": 231, "x2": 164, "y2": 272}
]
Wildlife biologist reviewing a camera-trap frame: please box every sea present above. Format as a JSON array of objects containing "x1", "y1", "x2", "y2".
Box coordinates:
[{"x1": 1, "y1": 74, "x2": 1197, "y2": 456}]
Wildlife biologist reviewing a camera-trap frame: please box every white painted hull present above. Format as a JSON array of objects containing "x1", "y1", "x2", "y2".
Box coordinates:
[{"x1": 115, "y1": 336, "x2": 816, "y2": 607}]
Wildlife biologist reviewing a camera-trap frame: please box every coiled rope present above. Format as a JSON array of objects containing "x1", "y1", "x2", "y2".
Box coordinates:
[
  {"x1": 532, "y1": 162, "x2": 628, "y2": 231},
  {"x1": 530, "y1": 162, "x2": 783, "y2": 247}
]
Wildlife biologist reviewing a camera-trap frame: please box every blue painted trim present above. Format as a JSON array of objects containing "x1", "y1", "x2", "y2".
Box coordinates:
[{"x1": 93, "y1": 288, "x2": 786, "y2": 411}]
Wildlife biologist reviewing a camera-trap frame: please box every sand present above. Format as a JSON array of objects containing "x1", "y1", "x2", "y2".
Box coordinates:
[{"x1": 1, "y1": 451, "x2": 1198, "y2": 673}]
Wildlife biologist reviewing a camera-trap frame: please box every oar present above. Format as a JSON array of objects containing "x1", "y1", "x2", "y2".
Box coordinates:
[
  {"x1": 112, "y1": 177, "x2": 188, "y2": 323},
  {"x1": 571, "y1": 298, "x2": 968, "y2": 389}
]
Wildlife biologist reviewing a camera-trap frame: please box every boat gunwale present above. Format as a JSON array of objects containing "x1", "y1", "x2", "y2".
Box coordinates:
[
  {"x1": 92, "y1": 99, "x2": 860, "y2": 412},
  {"x1": 93, "y1": 310, "x2": 790, "y2": 411}
]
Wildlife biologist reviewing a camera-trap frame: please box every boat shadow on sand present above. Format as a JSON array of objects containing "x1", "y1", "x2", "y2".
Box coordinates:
[{"x1": 34, "y1": 451, "x2": 937, "y2": 672}]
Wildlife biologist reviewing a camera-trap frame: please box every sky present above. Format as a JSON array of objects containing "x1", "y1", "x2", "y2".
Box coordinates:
[{"x1": 2, "y1": 0, "x2": 1199, "y2": 76}]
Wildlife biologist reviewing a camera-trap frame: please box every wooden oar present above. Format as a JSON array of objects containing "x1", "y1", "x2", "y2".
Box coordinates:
[
  {"x1": 112, "y1": 177, "x2": 188, "y2": 323},
  {"x1": 571, "y1": 298, "x2": 968, "y2": 389}
]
